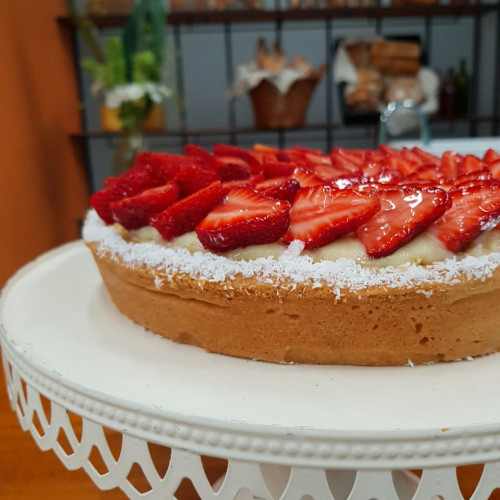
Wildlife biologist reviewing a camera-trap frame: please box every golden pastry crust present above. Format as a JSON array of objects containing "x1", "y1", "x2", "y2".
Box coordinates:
[{"x1": 87, "y1": 241, "x2": 500, "y2": 366}]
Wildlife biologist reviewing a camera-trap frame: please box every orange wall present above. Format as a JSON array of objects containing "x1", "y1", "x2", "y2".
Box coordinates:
[{"x1": 0, "y1": 1, "x2": 89, "y2": 287}]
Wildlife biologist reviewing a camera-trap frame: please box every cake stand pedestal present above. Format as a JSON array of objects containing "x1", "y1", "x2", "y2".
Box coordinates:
[{"x1": 2, "y1": 242, "x2": 500, "y2": 500}]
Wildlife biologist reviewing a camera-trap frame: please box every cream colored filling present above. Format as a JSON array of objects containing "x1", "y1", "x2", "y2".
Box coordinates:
[{"x1": 125, "y1": 225, "x2": 500, "y2": 267}]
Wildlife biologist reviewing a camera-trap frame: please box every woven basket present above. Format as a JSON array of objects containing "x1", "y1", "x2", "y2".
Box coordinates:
[{"x1": 249, "y1": 67, "x2": 325, "y2": 129}]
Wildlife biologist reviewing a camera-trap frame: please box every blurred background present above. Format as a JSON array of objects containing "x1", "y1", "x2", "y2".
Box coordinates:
[{"x1": 1, "y1": 0, "x2": 500, "y2": 498}]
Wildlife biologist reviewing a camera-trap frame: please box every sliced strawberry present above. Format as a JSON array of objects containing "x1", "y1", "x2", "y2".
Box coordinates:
[
  {"x1": 262, "y1": 161, "x2": 297, "y2": 179},
  {"x1": 221, "y1": 174, "x2": 265, "y2": 195},
  {"x1": 134, "y1": 152, "x2": 180, "y2": 183},
  {"x1": 385, "y1": 154, "x2": 419, "y2": 176},
  {"x1": 330, "y1": 148, "x2": 366, "y2": 172},
  {"x1": 90, "y1": 189, "x2": 122, "y2": 224},
  {"x1": 355, "y1": 182, "x2": 390, "y2": 193},
  {"x1": 441, "y1": 151, "x2": 462, "y2": 181},
  {"x1": 379, "y1": 144, "x2": 401, "y2": 157},
  {"x1": 291, "y1": 146, "x2": 331, "y2": 167},
  {"x1": 150, "y1": 182, "x2": 224, "y2": 241},
  {"x1": 213, "y1": 144, "x2": 261, "y2": 171},
  {"x1": 402, "y1": 179, "x2": 440, "y2": 188},
  {"x1": 214, "y1": 159, "x2": 252, "y2": 182},
  {"x1": 487, "y1": 160, "x2": 500, "y2": 179},
  {"x1": 313, "y1": 163, "x2": 356, "y2": 181},
  {"x1": 374, "y1": 166, "x2": 404, "y2": 185},
  {"x1": 175, "y1": 160, "x2": 221, "y2": 198},
  {"x1": 91, "y1": 165, "x2": 165, "y2": 224},
  {"x1": 357, "y1": 187, "x2": 451, "y2": 258},
  {"x1": 366, "y1": 150, "x2": 385, "y2": 163},
  {"x1": 291, "y1": 168, "x2": 324, "y2": 188},
  {"x1": 184, "y1": 144, "x2": 213, "y2": 162},
  {"x1": 454, "y1": 169, "x2": 491, "y2": 185},
  {"x1": 110, "y1": 182, "x2": 179, "y2": 230},
  {"x1": 196, "y1": 188, "x2": 290, "y2": 252},
  {"x1": 428, "y1": 181, "x2": 500, "y2": 252},
  {"x1": 411, "y1": 147, "x2": 440, "y2": 167},
  {"x1": 484, "y1": 149, "x2": 500, "y2": 164},
  {"x1": 401, "y1": 148, "x2": 427, "y2": 167},
  {"x1": 330, "y1": 172, "x2": 366, "y2": 190},
  {"x1": 283, "y1": 186, "x2": 381, "y2": 249},
  {"x1": 256, "y1": 177, "x2": 300, "y2": 203},
  {"x1": 361, "y1": 160, "x2": 383, "y2": 179},
  {"x1": 460, "y1": 154, "x2": 484, "y2": 175},
  {"x1": 275, "y1": 149, "x2": 294, "y2": 162},
  {"x1": 407, "y1": 164, "x2": 443, "y2": 182}
]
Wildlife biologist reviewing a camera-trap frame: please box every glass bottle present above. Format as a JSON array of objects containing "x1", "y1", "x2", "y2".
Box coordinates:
[
  {"x1": 440, "y1": 68, "x2": 456, "y2": 119},
  {"x1": 454, "y1": 58, "x2": 470, "y2": 118}
]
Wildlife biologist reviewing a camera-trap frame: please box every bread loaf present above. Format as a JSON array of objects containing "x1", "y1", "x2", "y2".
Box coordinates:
[
  {"x1": 370, "y1": 41, "x2": 421, "y2": 60},
  {"x1": 372, "y1": 56, "x2": 420, "y2": 76}
]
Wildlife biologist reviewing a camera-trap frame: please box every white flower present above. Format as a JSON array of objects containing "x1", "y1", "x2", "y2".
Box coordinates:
[{"x1": 104, "y1": 82, "x2": 172, "y2": 108}]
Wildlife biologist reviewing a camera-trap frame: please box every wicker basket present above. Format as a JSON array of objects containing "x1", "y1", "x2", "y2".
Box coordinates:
[{"x1": 249, "y1": 67, "x2": 325, "y2": 129}]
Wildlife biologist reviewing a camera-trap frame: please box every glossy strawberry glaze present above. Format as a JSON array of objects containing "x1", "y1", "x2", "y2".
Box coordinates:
[{"x1": 89, "y1": 144, "x2": 500, "y2": 269}]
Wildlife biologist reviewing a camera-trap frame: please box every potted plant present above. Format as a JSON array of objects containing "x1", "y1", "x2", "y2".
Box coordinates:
[{"x1": 67, "y1": 0, "x2": 171, "y2": 174}]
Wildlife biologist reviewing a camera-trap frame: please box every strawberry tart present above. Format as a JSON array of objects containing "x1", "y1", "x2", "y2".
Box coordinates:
[{"x1": 83, "y1": 144, "x2": 500, "y2": 365}]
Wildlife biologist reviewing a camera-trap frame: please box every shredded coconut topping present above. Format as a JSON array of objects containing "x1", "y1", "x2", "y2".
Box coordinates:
[{"x1": 83, "y1": 210, "x2": 500, "y2": 294}]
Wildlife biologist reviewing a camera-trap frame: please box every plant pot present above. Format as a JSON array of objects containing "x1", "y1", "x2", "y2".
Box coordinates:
[
  {"x1": 248, "y1": 69, "x2": 325, "y2": 129},
  {"x1": 100, "y1": 104, "x2": 165, "y2": 132}
]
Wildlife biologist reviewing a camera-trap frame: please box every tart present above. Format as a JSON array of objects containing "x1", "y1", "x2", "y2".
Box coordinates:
[{"x1": 83, "y1": 144, "x2": 500, "y2": 365}]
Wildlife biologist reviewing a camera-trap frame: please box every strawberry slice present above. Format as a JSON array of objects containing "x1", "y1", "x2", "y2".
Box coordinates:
[
  {"x1": 91, "y1": 165, "x2": 166, "y2": 224},
  {"x1": 411, "y1": 147, "x2": 440, "y2": 167},
  {"x1": 361, "y1": 160, "x2": 383, "y2": 179},
  {"x1": 184, "y1": 144, "x2": 213, "y2": 162},
  {"x1": 214, "y1": 159, "x2": 252, "y2": 182},
  {"x1": 330, "y1": 148, "x2": 366, "y2": 172},
  {"x1": 484, "y1": 149, "x2": 500, "y2": 164},
  {"x1": 459, "y1": 154, "x2": 485, "y2": 175},
  {"x1": 385, "y1": 154, "x2": 419, "y2": 176},
  {"x1": 454, "y1": 169, "x2": 491, "y2": 185},
  {"x1": 441, "y1": 151, "x2": 462, "y2": 181},
  {"x1": 213, "y1": 144, "x2": 261, "y2": 172},
  {"x1": 262, "y1": 161, "x2": 297, "y2": 179},
  {"x1": 401, "y1": 148, "x2": 427, "y2": 167},
  {"x1": 90, "y1": 189, "x2": 122, "y2": 224},
  {"x1": 407, "y1": 164, "x2": 444, "y2": 182},
  {"x1": 195, "y1": 188, "x2": 290, "y2": 252},
  {"x1": 374, "y1": 166, "x2": 403, "y2": 185},
  {"x1": 428, "y1": 181, "x2": 500, "y2": 253},
  {"x1": 357, "y1": 187, "x2": 451, "y2": 258},
  {"x1": 292, "y1": 168, "x2": 324, "y2": 187},
  {"x1": 175, "y1": 160, "x2": 221, "y2": 198},
  {"x1": 134, "y1": 152, "x2": 180, "y2": 183},
  {"x1": 313, "y1": 163, "x2": 357, "y2": 181},
  {"x1": 110, "y1": 182, "x2": 179, "y2": 230},
  {"x1": 255, "y1": 177, "x2": 300, "y2": 203},
  {"x1": 487, "y1": 160, "x2": 500, "y2": 179},
  {"x1": 150, "y1": 182, "x2": 224, "y2": 241},
  {"x1": 330, "y1": 172, "x2": 366, "y2": 190},
  {"x1": 283, "y1": 186, "x2": 381, "y2": 249},
  {"x1": 221, "y1": 174, "x2": 265, "y2": 195},
  {"x1": 291, "y1": 146, "x2": 331, "y2": 167},
  {"x1": 379, "y1": 144, "x2": 401, "y2": 157}
]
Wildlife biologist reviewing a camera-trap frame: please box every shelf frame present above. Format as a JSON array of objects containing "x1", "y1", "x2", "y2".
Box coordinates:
[{"x1": 57, "y1": 5, "x2": 500, "y2": 29}]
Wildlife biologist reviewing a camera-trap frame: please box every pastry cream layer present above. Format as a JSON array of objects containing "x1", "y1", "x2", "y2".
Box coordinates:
[{"x1": 127, "y1": 225, "x2": 500, "y2": 267}]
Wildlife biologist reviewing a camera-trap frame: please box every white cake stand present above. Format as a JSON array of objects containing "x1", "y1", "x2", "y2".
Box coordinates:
[{"x1": 2, "y1": 242, "x2": 500, "y2": 499}]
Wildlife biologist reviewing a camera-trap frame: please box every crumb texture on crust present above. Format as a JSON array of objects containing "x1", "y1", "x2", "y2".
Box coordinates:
[{"x1": 88, "y1": 242, "x2": 500, "y2": 366}]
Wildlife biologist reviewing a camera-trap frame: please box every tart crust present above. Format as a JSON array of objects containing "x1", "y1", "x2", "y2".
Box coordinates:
[{"x1": 87, "y1": 241, "x2": 500, "y2": 366}]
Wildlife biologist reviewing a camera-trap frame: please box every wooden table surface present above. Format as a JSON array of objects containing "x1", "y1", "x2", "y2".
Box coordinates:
[{"x1": 0, "y1": 359, "x2": 497, "y2": 499}]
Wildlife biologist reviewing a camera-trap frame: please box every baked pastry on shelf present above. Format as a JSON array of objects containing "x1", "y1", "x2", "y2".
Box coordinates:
[{"x1": 84, "y1": 144, "x2": 500, "y2": 365}]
